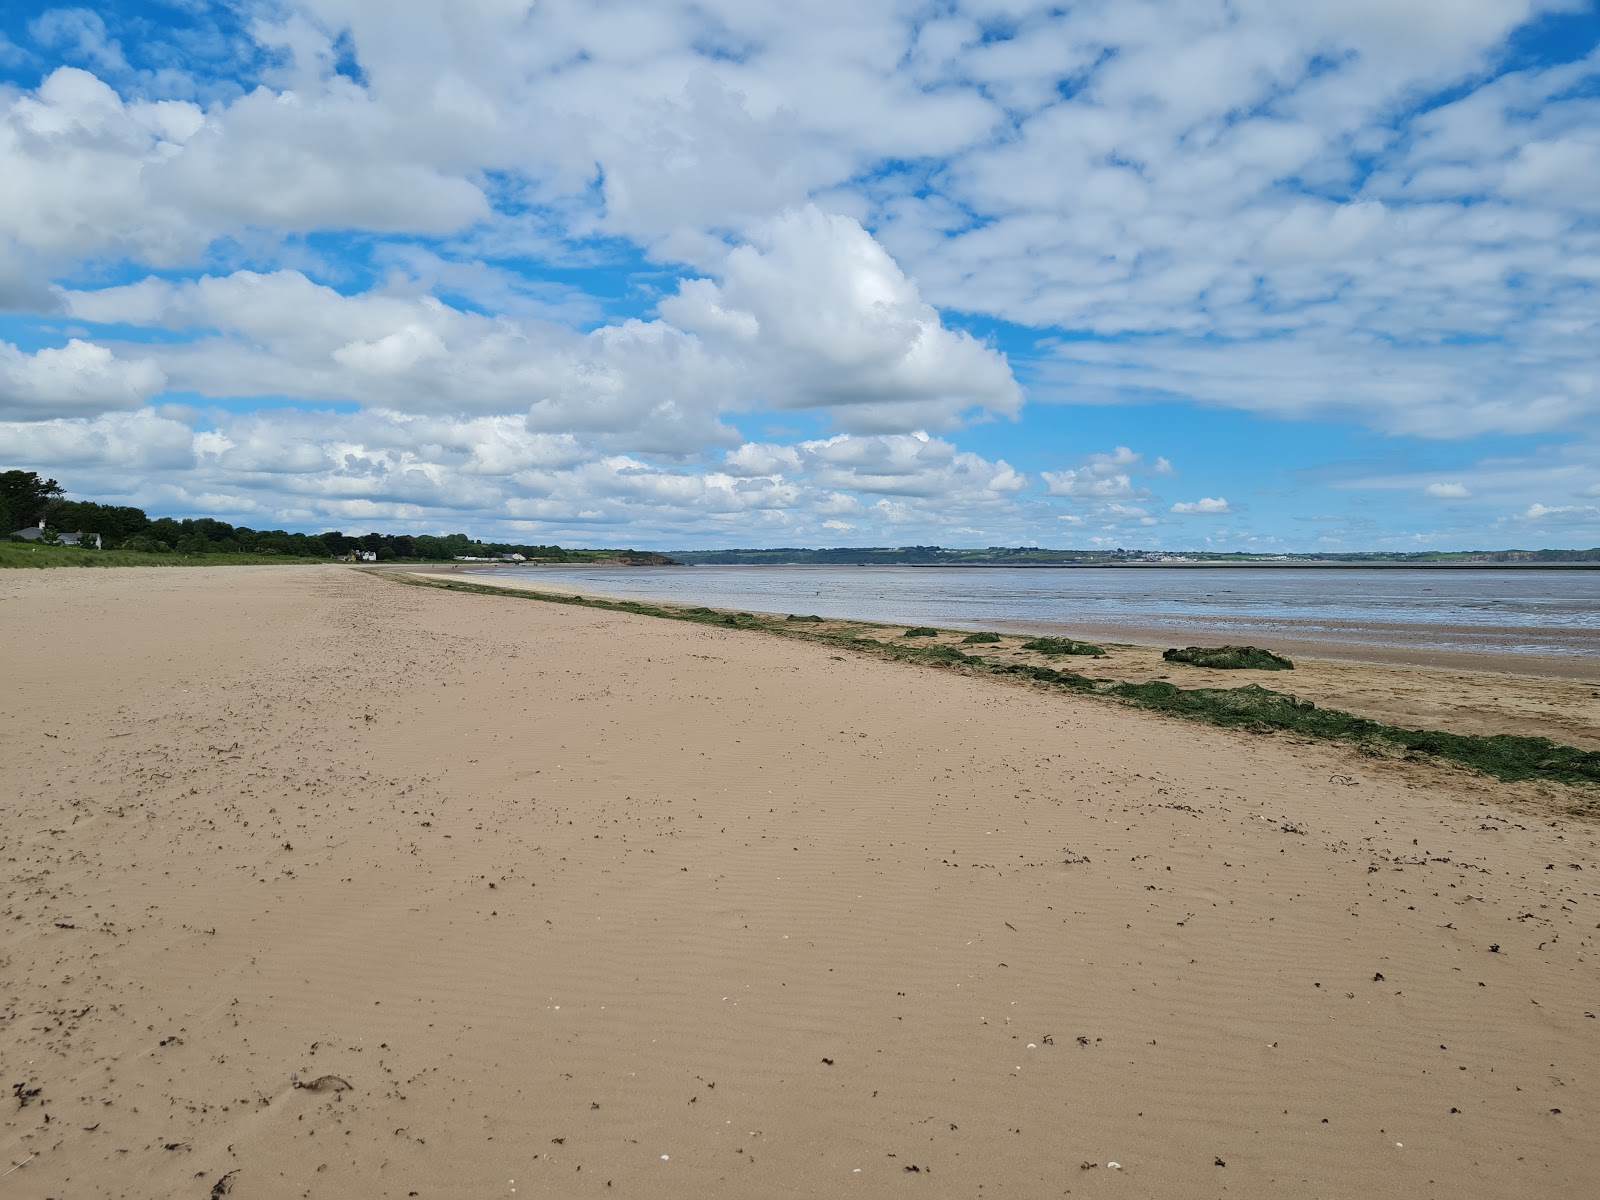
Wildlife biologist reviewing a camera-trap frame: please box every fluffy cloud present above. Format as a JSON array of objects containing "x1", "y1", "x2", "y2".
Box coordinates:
[
  {"x1": 0, "y1": 66, "x2": 485, "y2": 266},
  {"x1": 1170, "y1": 497, "x2": 1232, "y2": 514},
  {"x1": 1042, "y1": 469, "x2": 1145, "y2": 500},
  {"x1": 660, "y1": 207, "x2": 1020, "y2": 430},
  {"x1": 1424, "y1": 482, "x2": 1471, "y2": 499},
  {"x1": 1041, "y1": 445, "x2": 1171, "y2": 500},
  {"x1": 0, "y1": 338, "x2": 165, "y2": 420},
  {"x1": 7, "y1": 404, "x2": 1034, "y2": 545},
  {"x1": 0, "y1": 408, "x2": 195, "y2": 470},
  {"x1": 64, "y1": 206, "x2": 1019, "y2": 450}
]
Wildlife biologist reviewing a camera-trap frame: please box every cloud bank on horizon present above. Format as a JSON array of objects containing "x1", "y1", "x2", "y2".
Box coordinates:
[{"x1": 0, "y1": 0, "x2": 1596, "y2": 550}]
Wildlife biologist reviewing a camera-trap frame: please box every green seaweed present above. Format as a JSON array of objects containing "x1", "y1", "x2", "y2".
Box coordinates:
[
  {"x1": 1163, "y1": 645, "x2": 1294, "y2": 670},
  {"x1": 903, "y1": 627, "x2": 940, "y2": 638},
  {"x1": 961, "y1": 631, "x2": 1002, "y2": 644},
  {"x1": 1019, "y1": 636, "x2": 1106, "y2": 657}
]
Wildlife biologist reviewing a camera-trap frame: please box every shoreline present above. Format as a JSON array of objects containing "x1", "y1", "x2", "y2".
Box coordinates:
[
  {"x1": 399, "y1": 567, "x2": 1600, "y2": 761},
  {"x1": 421, "y1": 563, "x2": 1599, "y2": 679},
  {"x1": 415, "y1": 562, "x2": 1599, "y2": 679}
]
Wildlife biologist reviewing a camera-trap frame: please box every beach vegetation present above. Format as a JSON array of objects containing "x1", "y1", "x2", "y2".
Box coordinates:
[
  {"x1": 0, "y1": 542, "x2": 329, "y2": 569},
  {"x1": 903, "y1": 627, "x2": 940, "y2": 637},
  {"x1": 1163, "y1": 645, "x2": 1294, "y2": 670},
  {"x1": 1, "y1": 470, "x2": 65, "y2": 530},
  {"x1": 961, "y1": 632, "x2": 1003, "y2": 644},
  {"x1": 1019, "y1": 637, "x2": 1106, "y2": 657},
  {"x1": 786, "y1": 613, "x2": 826, "y2": 622}
]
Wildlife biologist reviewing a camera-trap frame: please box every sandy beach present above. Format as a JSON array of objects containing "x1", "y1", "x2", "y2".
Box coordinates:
[
  {"x1": 430, "y1": 567, "x2": 1600, "y2": 752},
  {"x1": 2, "y1": 564, "x2": 1596, "y2": 1198}
]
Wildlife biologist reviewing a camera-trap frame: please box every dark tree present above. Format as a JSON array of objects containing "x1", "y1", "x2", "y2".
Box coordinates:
[
  {"x1": 1, "y1": 471, "x2": 65, "y2": 529},
  {"x1": 45, "y1": 500, "x2": 151, "y2": 547}
]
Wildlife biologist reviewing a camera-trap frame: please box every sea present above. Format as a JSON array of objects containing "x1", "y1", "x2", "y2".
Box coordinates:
[{"x1": 498, "y1": 564, "x2": 1600, "y2": 664}]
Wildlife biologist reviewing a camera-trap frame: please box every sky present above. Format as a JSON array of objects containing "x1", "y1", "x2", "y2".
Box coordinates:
[{"x1": 1, "y1": 1, "x2": 1597, "y2": 551}]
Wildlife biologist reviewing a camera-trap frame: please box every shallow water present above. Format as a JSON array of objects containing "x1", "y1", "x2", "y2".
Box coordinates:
[{"x1": 499, "y1": 565, "x2": 1600, "y2": 660}]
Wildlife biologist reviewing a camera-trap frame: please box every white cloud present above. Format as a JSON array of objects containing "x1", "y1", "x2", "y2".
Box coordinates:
[
  {"x1": 1170, "y1": 497, "x2": 1233, "y2": 514},
  {"x1": 64, "y1": 206, "x2": 1020, "y2": 449},
  {"x1": 0, "y1": 338, "x2": 165, "y2": 420},
  {"x1": 661, "y1": 206, "x2": 1021, "y2": 431},
  {"x1": 0, "y1": 407, "x2": 195, "y2": 470},
  {"x1": 1424, "y1": 482, "x2": 1471, "y2": 499},
  {"x1": 1042, "y1": 469, "x2": 1145, "y2": 500},
  {"x1": 1516, "y1": 502, "x2": 1600, "y2": 522},
  {"x1": 1, "y1": 404, "x2": 1037, "y2": 545},
  {"x1": 1042, "y1": 336, "x2": 1597, "y2": 439},
  {"x1": 1040, "y1": 445, "x2": 1174, "y2": 500},
  {"x1": 28, "y1": 9, "x2": 129, "y2": 75}
]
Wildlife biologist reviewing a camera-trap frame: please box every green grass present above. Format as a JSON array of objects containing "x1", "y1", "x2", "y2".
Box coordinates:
[
  {"x1": 1019, "y1": 636, "x2": 1106, "y2": 657},
  {"x1": 378, "y1": 570, "x2": 1600, "y2": 794},
  {"x1": 1163, "y1": 645, "x2": 1295, "y2": 670},
  {"x1": 1, "y1": 543, "x2": 329, "y2": 568}
]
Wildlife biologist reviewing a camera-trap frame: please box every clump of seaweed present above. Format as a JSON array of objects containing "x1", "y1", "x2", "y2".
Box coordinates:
[
  {"x1": 786, "y1": 613, "x2": 826, "y2": 622},
  {"x1": 1163, "y1": 645, "x2": 1294, "y2": 670},
  {"x1": 903, "y1": 627, "x2": 940, "y2": 638},
  {"x1": 1100, "y1": 681, "x2": 1600, "y2": 786},
  {"x1": 961, "y1": 631, "x2": 1002, "y2": 644},
  {"x1": 1020, "y1": 637, "x2": 1106, "y2": 657}
]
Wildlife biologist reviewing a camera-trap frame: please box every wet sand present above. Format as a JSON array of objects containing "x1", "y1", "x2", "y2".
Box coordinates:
[{"x1": 2, "y1": 565, "x2": 1596, "y2": 1198}]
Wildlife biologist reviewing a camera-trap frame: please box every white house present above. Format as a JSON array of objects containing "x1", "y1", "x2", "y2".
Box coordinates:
[{"x1": 10, "y1": 521, "x2": 101, "y2": 549}]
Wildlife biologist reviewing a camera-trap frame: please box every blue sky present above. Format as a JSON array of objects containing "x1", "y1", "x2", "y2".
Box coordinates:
[{"x1": 1, "y1": 1, "x2": 1597, "y2": 550}]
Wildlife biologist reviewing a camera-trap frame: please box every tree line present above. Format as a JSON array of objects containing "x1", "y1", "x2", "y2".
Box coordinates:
[{"x1": 1, "y1": 470, "x2": 638, "y2": 562}]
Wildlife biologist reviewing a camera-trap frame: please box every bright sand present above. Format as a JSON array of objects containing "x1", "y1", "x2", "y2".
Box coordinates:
[{"x1": 1, "y1": 565, "x2": 1595, "y2": 1198}]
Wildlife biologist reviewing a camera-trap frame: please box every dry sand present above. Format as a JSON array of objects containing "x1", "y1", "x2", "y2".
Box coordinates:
[
  {"x1": 431, "y1": 567, "x2": 1600, "y2": 752},
  {"x1": 2, "y1": 565, "x2": 1596, "y2": 1199}
]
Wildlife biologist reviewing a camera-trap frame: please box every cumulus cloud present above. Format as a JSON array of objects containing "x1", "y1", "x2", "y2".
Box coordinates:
[
  {"x1": 3, "y1": 404, "x2": 1034, "y2": 545},
  {"x1": 0, "y1": 338, "x2": 165, "y2": 420},
  {"x1": 0, "y1": 407, "x2": 195, "y2": 469},
  {"x1": 0, "y1": 65, "x2": 486, "y2": 271},
  {"x1": 1170, "y1": 497, "x2": 1233, "y2": 514},
  {"x1": 1040, "y1": 445, "x2": 1174, "y2": 500},
  {"x1": 64, "y1": 207, "x2": 1021, "y2": 450},
  {"x1": 661, "y1": 206, "x2": 1021, "y2": 430},
  {"x1": 1425, "y1": 482, "x2": 1471, "y2": 499},
  {"x1": 1042, "y1": 469, "x2": 1145, "y2": 500}
]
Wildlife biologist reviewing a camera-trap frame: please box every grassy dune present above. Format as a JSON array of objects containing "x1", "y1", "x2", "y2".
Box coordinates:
[{"x1": 0, "y1": 543, "x2": 333, "y2": 568}]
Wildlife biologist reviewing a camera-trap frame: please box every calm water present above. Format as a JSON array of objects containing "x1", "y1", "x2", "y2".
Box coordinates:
[{"x1": 501, "y1": 565, "x2": 1600, "y2": 659}]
